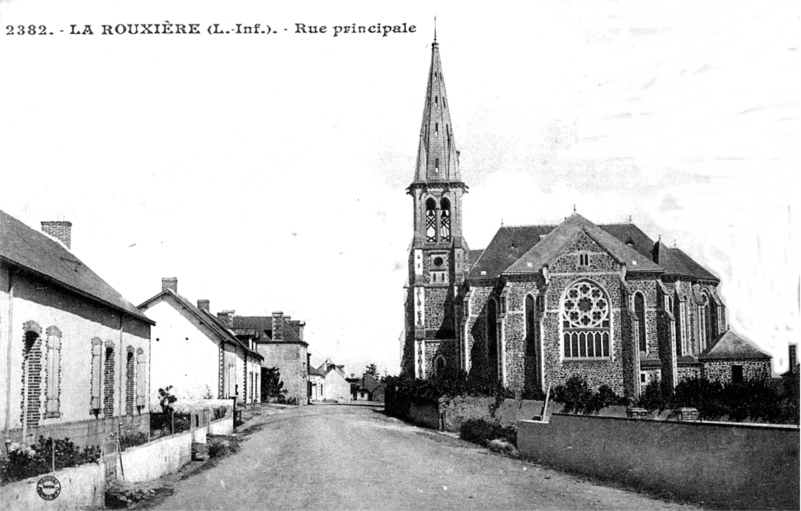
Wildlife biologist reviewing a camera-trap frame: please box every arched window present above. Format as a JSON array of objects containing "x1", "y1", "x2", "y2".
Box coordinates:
[
  {"x1": 701, "y1": 293, "x2": 713, "y2": 350},
  {"x1": 425, "y1": 198, "x2": 437, "y2": 242},
  {"x1": 562, "y1": 280, "x2": 610, "y2": 359},
  {"x1": 525, "y1": 295, "x2": 536, "y2": 355},
  {"x1": 104, "y1": 343, "x2": 115, "y2": 418},
  {"x1": 487, "y1": 299, "x2": 499, "y2": 380},
  {"x1": 440, "y1": 198, "x2": 451, "y2": 242},
  {"x1": 22, "y1": 323, "x2": 43, "y2": 427},
  {"x1": 136, "y1": 348, "x2": 146, "y2": 411},
  {"x1": 126, "y1": 346, "x2": 135, "y2": 416},
  {"x1": 435, "y1": 356, "x2": 446, "y2": 376},
  {"x1": 45, "y1": 326, "x2": 62, "y2": 418},
  {"x1": 634, "y1": 293, "x2": 647, "y2": 352},
  {"x1": 674, "y1": 291, "x2": 683, "y2": 357}
]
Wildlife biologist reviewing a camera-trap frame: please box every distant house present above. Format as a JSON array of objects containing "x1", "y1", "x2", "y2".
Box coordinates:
[
  {"x1": 308, "y1": 358, "x2": 324, "y2": 402},
  {"x1": 137, "y1": 279, "x2": 262, "y2": 407},
  {"x1": 1, "y1": 211, "x2": 153, "y2": 449},
  {"x1": 316, "y1": 359, "x2": 351, "y2": 402},
  {"x1": 360, "y1": 373, "x2": 386, "y2": 403},
  {"x1": 232, "y1": 312, "x2": 309, "y2": 405}
]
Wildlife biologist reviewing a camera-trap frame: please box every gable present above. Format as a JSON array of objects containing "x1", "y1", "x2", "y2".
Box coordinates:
[{"x1": 549, "y1": 230, "x2": 620, "y2": 273}]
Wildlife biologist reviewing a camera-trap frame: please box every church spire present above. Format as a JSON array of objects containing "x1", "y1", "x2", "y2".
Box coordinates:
[{"x1": 414, "y1": 36, "x2": 461, "y2": 183}]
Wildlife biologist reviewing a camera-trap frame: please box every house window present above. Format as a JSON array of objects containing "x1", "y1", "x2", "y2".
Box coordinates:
[
  {"x1": 22, "y1": 324, "x2": 43, "y2": 427},
  {"x1": 126, "y1": 347, "x2": 135, "y2": 415},
  {"x1": 635, "y1": 293, "x2": 647, "y2": 352},
  {"x1": 136, "y1": 348, "x2": 146, "y2": 410},
  {"x1": 104, "y1": 344, "x2": 115, "y2": 418},
  {"x1": 45, "y1": 326, "x2": 62, "y2": 418},
  {"x1": 440, "y1": 198, "x2": 451, "y2": 242},
  {"x1": 732, "y1": 365, "x2": 744, "y2": 384},
  {"x1": 425, "y1": 198, "x2": 437, "y2": 242},
  {"x1": 562, "y1": 280, "x2": 610, "y2": 359},
  {"x1": 91, "y1": 339, "x2": 102, "y2": 415}
]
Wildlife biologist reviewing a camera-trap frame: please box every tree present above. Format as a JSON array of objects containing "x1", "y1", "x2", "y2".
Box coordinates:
[
  {"x1": 365, "y1": 363, "x2": 378, "y2": 377},
  {"x1": 158, "y1": 385, "x2": 177, "y2": 414},
  {"x1": 262, "y1": 367, "x2": 287, "y2": 402}
]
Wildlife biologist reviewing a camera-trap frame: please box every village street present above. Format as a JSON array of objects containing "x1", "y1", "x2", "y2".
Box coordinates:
[{"x1": 151, "y1": 405, "x2": 699, "y2": 511}]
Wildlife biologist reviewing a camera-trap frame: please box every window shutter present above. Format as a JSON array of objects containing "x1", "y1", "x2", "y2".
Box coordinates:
[
  {"x1": 46, "y1": 333, "x2": 61, "y2": 416},
  {"x1": 91, "y1": 341, "x2": 102, "y2": 410}
]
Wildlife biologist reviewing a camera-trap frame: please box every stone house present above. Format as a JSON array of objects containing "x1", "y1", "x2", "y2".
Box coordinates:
[
  {"x1": 316, "y1": 359, "x2": 351, "y2": 402},
  {"x1": 231, "y1": 312, "x2": 309, "y2": 405},
  {"x1": 137, "y1": 278, "x2": 262, "y2": 407},
  {"x1": 1, "y1": 210, "x2": 153, "y2": 449},
  {"x1": 401, "y1": 39, "x2": 772, "y2": 398}
]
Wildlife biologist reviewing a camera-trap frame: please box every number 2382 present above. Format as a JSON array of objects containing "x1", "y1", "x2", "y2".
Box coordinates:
[{"x1": 6, "y1": 25, "x2": 48, "y2": 35}]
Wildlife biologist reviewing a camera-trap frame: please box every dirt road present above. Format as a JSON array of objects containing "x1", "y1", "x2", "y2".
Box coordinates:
[{"x1": 152, "y1": 404, "x2": 698, "y2": 510}]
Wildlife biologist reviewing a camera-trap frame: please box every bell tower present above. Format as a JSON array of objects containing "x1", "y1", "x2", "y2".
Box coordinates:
[{"x1": 403, "y1": 36, "x2": 470, "y2": 378}]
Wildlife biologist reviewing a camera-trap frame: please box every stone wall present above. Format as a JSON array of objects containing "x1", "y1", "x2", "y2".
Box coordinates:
[
  {"x1": 118, "y1": 429, "x2": 193, "y2": 483},
  {"x1": 518, "y1": 414, "x2": 799, "y2": 510},
  {"x1": 702, "y1": 359, "x2": 772, "y2": 384}
]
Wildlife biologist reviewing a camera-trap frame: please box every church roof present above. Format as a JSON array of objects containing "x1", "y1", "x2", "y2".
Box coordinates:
[
  {"x1": 467, "y1": 225, "x2": 554, "y2": 281},
  {"x1": 700, "y1": 330, "x2": 771, "y2": 360},
  {"x1": 412, "y1": 40, "x2": 461, "y2": 184},
  {"x1": 597, "y1": 223, "x2": 656, "y2": 259},
  {"x1": 652, "y1": 240, "x2": 719, "y2": 282},
  {"x1": 0, "y1": 209, "x2": 153, "y2": 324},
  {"x1": 503, "y1": 214, "x2": 663, "y2": 275}
]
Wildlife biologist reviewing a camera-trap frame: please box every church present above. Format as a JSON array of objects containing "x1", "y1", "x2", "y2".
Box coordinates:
[{"x1": 401, "y1": 38, "x2": 772, "y2": 398}]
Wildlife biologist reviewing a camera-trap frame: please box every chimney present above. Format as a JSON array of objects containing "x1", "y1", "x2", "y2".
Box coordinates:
[
  {"x1": 41, "y1": 221, "x2": 72, "y2": 249},
  {"x1": 298, "y1": 321, "x2": 306, "y2": 341},
  {"x1": 790, "y1": 344, "x2": 798, "y2": 375},
  {"x1": 162, "y1": 277, "x2": 178, "y2": 293},
  {"x1": 197, "y1": 299, "x2": 210, "y2": 312},
  {"x1": 217, "y1": 310, "x2": 235, "y2": 328},
  {"x1": 272, "y1": 312, "x2": 284, "y2": 341}
]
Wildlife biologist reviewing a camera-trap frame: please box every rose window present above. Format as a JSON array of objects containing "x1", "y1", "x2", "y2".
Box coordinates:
[{"x1": 562, "y1": 280, "x2": 610, "y2": 358}]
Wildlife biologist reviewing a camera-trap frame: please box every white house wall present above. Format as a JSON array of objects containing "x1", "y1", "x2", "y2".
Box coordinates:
[
  {"x1": 144, "y1": 298, "x2": 220, "y2": 408},
  {"x1": 1, "y1": 267, "x2": 150, "y2": 437}
]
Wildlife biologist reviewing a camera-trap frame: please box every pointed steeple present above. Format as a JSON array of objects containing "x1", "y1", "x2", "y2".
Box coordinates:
[{"x1": 414, "y1": 38, "x2": 461, "y2": 183}]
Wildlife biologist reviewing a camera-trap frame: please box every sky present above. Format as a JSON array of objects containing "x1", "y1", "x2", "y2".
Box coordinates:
[{"x1": 1, "y1": 0, "x2": 798, "y2": 377}]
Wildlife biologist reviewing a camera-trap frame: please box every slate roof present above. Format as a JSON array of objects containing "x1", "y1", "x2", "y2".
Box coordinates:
[
  {"x1": 504, "y1": 214, "x2": 663, "y2": 275},
  {"x1": 232, "y1": 315, "x2": 308, "y2": 346},
  {"x1": 0, "y1": 209, "x2": 153, "y2": 324},
  {"x1": 463, "y1": 215, "x2": 717, "y2": 284},
  {"x1": 467, "y1": 225, "x2": 554, "y2": 281},
  {"x1": 598, "y1": 223, "x2": 656, "y2": 259},
  {"x1": 138, "y1": 289, "x2": 261, "y2": 359},
  {"x1": 700, "y1": 330, "x2": 771, "y2": 361}
]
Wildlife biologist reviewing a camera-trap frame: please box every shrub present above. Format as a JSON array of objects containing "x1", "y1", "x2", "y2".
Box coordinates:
[
  {"x1": 119, "y1": 431, "x2": 149, "y2": 451},
  {"x1": 554, "y1": 376, "x2": 626, "y2": 414},
  {"x1": 460, "y1": 418, "x2": 517, "y2": 447},
  {"x1": 1, "y1": 436, "x2": 101, "y2": 484},
  {"x1": 635, "y1": 380, "x2": 668, "y2": 412}
]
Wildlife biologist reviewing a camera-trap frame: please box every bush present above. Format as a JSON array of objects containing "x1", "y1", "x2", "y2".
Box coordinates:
[
  {"x1": 1, "y1": 436, "x2": 101, "y2": 484},
  {"x1": 670, "y1": 376, "x2": 798, "y2": 424},
  {"x1": 553, "y1": 376, "x2": 626, "y2": 414},
  {"x1": 119, "y1": 431, "x2": 148, "y2": 451},
  {"x1": 636, "y1": 380, "x2": 668, "y2": 412},
  {"x1": 460, "y1": 418, "x2": 517, "y2": 447}
]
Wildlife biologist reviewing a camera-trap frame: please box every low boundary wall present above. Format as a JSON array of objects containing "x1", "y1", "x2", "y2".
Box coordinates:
[
  {"x1": 118, "y1": 430, "x2": 193, "y2": 483},
  {"x1": 209, "y1": 416, "x2": 234, "y2": 436},
  {"x1": 518, "y1": 414, "x2": 800, "y2": 510},
  {"x1": 0, "y1": 462, "x2": 104, "y2": 509}
]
